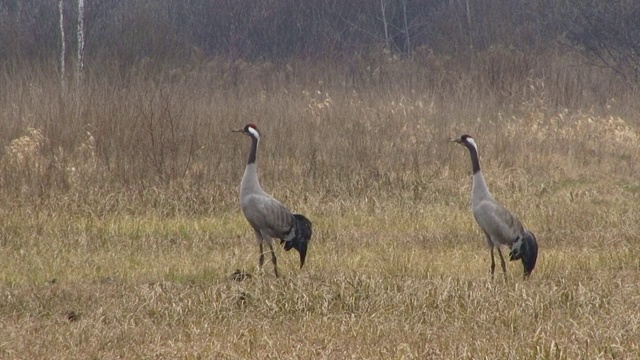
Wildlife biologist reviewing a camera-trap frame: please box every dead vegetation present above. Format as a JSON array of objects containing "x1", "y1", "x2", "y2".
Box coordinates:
[{"x1": 0, "y1": 52, "x2": 639, "y2": 358}]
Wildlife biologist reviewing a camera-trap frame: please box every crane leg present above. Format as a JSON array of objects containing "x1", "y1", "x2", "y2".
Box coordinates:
[
  {"x1": 255, "y1": 231, "x2": 266, "y2": 270},
  {"x1": 486, "y1": 234, "x2": 497, "y2": 278},
  {"x1": 490, "y1": 247, "x2": 496, "y2": 278},
  {"x1": 267, "y1": 241, "x2": 279, "y2": 278},
  {"x1": 496, "y1": 247, "x2": 507, "y2": 278},
  {"x1": 258, "y1": 242, "x2": 265, "y2": 268}
]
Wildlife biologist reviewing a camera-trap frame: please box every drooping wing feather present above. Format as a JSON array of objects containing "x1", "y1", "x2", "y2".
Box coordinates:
[
  {"x1": 285, "y1": 214, "x2": 313, "y2": 268},
  {"x1": 509, "y1": 230, "x2": 539, "y2": 278},
  {"x1": 473, "y1": 200, "x2": 524, "y2": 247}
]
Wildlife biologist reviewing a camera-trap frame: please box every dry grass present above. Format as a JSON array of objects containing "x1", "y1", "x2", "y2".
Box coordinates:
[{"x1": 0, "y1": 53, "x2": 640, "y2": 359}]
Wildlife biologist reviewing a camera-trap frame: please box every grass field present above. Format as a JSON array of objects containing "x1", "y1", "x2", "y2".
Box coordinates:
[{"x1": 0, "y1": 57, "x2": 639, "y2": 358}]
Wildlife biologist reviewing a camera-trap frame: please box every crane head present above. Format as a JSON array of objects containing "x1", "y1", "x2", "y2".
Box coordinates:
[
  {"x1": 509, "y1": 231, "x2": 539, "y2": 279},
  {"x1": 232, "y1": 124, "x2": 260, "y2": 139},
  {"x1": 450, "y1": 134, "x2": 478, "y2": 152},
  {"x1": 450, "y1": 134, "x2": 472, "y2": 143}
]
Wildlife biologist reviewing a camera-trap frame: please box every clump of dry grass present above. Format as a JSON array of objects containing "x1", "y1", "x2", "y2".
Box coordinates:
[
  {"x1": 1, "y1": 127, "x2": 47, "y2": 192},
  {"x1": 3, "y1": 127, "x2": 46, "y2": 168},
  {"x1": 0, "y1": 53, "x2": 639, "y2": 358}
]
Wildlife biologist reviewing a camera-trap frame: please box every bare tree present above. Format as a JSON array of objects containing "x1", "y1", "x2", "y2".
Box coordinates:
[
  {"x1": 380, "y1": 0, "x2": 391, "y2": 52},
  {"x1": 402, "y1": 0, "x2": 411, "y2": 55},
  {"x1": 77, "y1": 0, "x2": 85, "y2": 85},
  {"x1": 562, "y1": 1, "x2": 640, "y2": 82},
  {"x1": 59, "y1": 0, "x2": 65, "y2": 87}
]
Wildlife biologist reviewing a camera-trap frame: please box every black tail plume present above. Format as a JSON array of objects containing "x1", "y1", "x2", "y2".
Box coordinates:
[
  {"x1": 509, "y1": 231, "x2": 538, "y2": 278},
  {"x1": 283, "y1": 214, "x2": 313, "y2": 268}
]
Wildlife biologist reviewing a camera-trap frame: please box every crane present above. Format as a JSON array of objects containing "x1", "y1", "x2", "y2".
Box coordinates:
[
  {"x1": 451, "y1": 134, "x2": 538, "y2": 279},
  {"x1": 233, "y1": 124, "x2": 313, "y2": 277}
]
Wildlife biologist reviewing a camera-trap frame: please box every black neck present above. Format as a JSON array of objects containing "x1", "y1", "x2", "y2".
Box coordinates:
[
  {"x1": 466, "y1": 144, "x2": 481, "y2": 174},
  {"x1": 247, "y1": 136, "x2": 258, "y2": 164}
]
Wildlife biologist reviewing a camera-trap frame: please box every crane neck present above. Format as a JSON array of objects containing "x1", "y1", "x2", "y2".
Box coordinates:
[
  {"x1": 466, "y1": 143, "x2": 493, "y2": 202},
  {"x1": 241, "y1": 134, "x2": 266, "y2": 197},
  {"x1": 247, "y1": 136, "x2": 259, "y2": 165},
  {"x1": 472, "y1": 170, "x2": 492, "y2": 202},
  {"x1": 466, "y1": 143, "x2": 481, "y2": 174}
]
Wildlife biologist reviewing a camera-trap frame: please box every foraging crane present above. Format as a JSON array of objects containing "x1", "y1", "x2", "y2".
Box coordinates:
[
  {"x1": 233, "y1": 124, "x2": 313, "y2": 277},
  {"x1": 451, "y1": 135, "x2": 538, "y2": 279}
]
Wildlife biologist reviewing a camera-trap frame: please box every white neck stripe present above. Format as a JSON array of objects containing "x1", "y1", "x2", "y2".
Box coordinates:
[
  {"x1": 467, "y1": 138, "x2": 478, "y2": 153},
  {"x1": 248, "y1": 127, "x2": 260, "y2": 140}
]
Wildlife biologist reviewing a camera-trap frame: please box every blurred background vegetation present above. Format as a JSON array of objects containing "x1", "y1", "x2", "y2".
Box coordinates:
[
  {"x1": 1, "y1": 0, "x2": 639, "y2": 78},
  {"x1": 0, "y1": 0, "x2": 638, "y2": 213}
]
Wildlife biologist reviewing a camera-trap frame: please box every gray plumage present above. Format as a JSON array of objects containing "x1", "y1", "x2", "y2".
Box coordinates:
[
  {"x1": 234, "y1": 124, "x2": 312, "y2": 277},
  {"x1": 451, "y1": 134, "x2": 538, "y2": 279}
]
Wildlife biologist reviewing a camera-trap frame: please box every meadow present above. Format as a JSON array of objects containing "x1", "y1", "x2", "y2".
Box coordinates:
[{"x1": 0, "y1": 52, "x2": 639, "y2": 358}]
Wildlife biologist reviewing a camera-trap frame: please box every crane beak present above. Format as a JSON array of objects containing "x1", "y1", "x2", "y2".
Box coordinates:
[
  {"x1": 449, "y1": 137, "x2": 462, "y2": 143},
  {"x1": 509, "y1": 231, "x2": 538, "y2": 279},
  {"x1": 232, "y1": 128, "x2": 244, "y2": 133}
]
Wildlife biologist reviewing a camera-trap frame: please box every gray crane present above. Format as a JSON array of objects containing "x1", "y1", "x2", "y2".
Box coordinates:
[
  {"x1": 233, "y1": 124, "x2": 313, "y2": 277},
  {"x1": 451, "y1": 135, "x2": 538, "y2": 279}
]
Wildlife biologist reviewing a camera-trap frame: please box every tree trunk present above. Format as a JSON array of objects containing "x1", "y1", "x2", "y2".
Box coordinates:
[
  {"x1": 77, "y1": 0, "x2": 85, "y2": 86},
  {"x1": 59, "y1": 0, "x2": 65, "y2": 88}
]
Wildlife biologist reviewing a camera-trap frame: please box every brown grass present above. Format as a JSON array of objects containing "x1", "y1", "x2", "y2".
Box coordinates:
[{"x1": 0, "y1": 51, "x2": 639, "y2": 359}]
